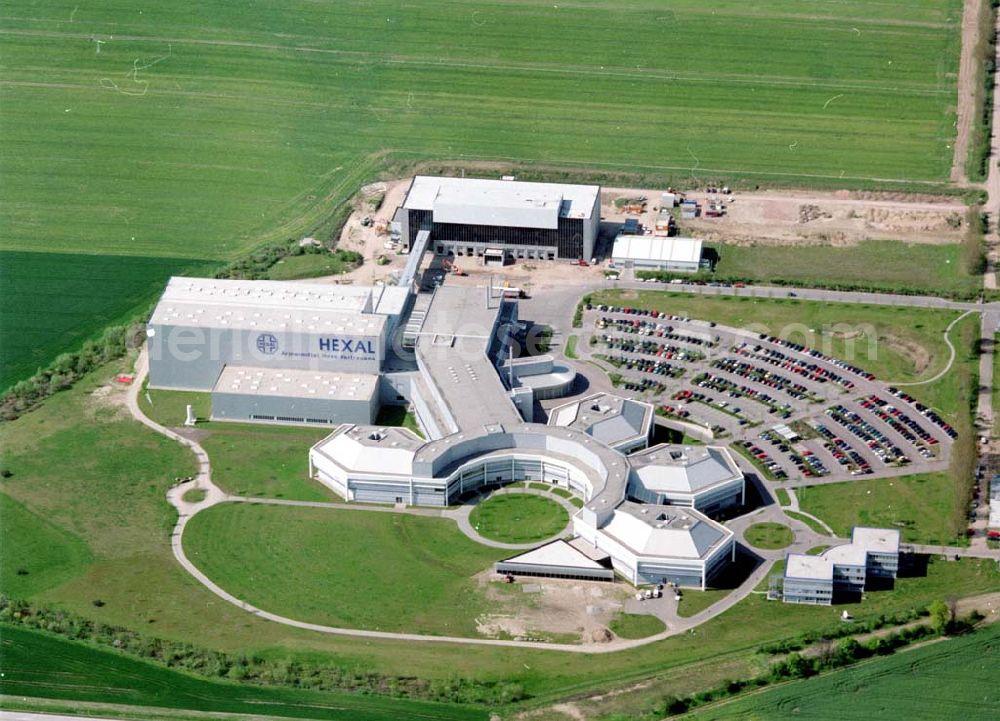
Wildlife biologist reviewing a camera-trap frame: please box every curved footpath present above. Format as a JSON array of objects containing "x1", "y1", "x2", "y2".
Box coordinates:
[
  {"x1": 889, "y1": 309, "x2": 976, "y2": 387},
  {"x1": 126, "y1": 347, "x2": 780, "y2": 653}
]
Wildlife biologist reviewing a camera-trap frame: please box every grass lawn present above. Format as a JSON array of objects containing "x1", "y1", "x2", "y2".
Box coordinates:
[
  {"x1": 743, "y1": 523, "x2": 794, "y2": 550},
  {"x1": 265, "y1": 251, "x2": 360, "y2": 280},
  {"x1": 375, "y1": 405, "x2": 424, "y2": 437},
  {"x1": 5, "y1": 358, "x2": 998, "y2": 709},
  {"x1": 0, "y1": 625, "x2": 486, "y2": 721},
  {"x1": 608, "y1": 613, "x2": 666, "y2": 640},
  {"x1": 785, "y1": 511, "x2": 833, "y2": 536},
  {"x1": 0, "y1": 251, "x2": 212, "y2": 391},
  {"x1": 182, "y1": 488, "x2": 207, "y2": 504},
  {"x1": 676, "y1": 588, "x2": 732, "y2": 619},
  {"x1": 806, "y1": 545, "x2": 831, "y2": 555},
  {"x1": 704, "y1": 240, "x2": 980, "y2": 299},
  {"x1": 0, "y1": 493, "x2": 92, "y2": 598},
  {"x1": 184, "y1": 503, "x2": 506, "y2": 636},
  {"x1": 796, "y1": 473, "x2": 962, "y2": 545},
  {"x1": 0, "y1": 362, "x2": 195, "y2": 562},
  {"x1": 775, "y1": 488, "x2": 791, "y2": 507},
  {"x1": 138, "y1": 384, "x2": 212, "y2": 426},
  {"x1": 564, "y1": 335, "x2": 579, "y2": 360},
  {"x1": 686, "y1": 622, "x2": 1000, "y2": 720},
  {"x1": 677, "y1": 552, "x2": 759, "y2": 619},
  {"x1": 200, "y1": 425, "x2": 334, "y2": 500},
  {"x1": 994, "y1": 334, "x2": 1000, "y2": 437},
  {"x1": 468, "y1": 494, "x2": 569, "y2": 544},
  {"x1": 139, "y1": 385, "x2": 335, "y2": 501}
]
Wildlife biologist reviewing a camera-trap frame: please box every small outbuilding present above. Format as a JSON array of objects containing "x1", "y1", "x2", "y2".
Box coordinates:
[{"x1": 611, "y1": 236, "x2": 703, "y2": 273}]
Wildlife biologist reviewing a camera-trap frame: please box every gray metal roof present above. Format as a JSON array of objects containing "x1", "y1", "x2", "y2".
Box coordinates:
[
  {"x1": 601, "y1": 501, "x2": 731, "y2": 560},
  {"x1": 213, "y1": 366, "x2": 378, "y2": 401},
  {"x1": 414, "y1": 285, "x2": 523, "y2": 431},
  {"x1": 149, "y1": 277, "x2": 391, "y2": 334},
  {"x1": 628, "y1": 445, "x2": 743, "y2": 495},
  {"x1": 548, "y1": 392, "x2": 654, "y2": 449}
]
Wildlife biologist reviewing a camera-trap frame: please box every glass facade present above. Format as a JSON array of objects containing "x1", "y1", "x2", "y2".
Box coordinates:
[{"x1": 408, "y1": 209, "x2": 585, "y2": 259}]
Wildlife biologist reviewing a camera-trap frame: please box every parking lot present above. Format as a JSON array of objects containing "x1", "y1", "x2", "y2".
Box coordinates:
[{"x1": 576, "y1": 302, "x2": 954, "y2": 486}]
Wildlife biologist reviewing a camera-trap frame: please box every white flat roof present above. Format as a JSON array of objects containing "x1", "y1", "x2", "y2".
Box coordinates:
[
  {"x1": 313, "y1": 424, "x2": 423, "y2": 476},
  {"x1": 403, "y1": 176, "x2": 599, "y2": 228},
  {"x1": 823, "y1": 544, "x2": 868, "y2": 566},
  {"x1": 149, "y1": 277, "x2": 388, "y2": 334},
  {"x1": 852, "y1": 527, "x2": 900, "y2": 553},
  {"x1": 371, "y1": 285, "x2": 411, "y2": 317},
  {"x1": 612, "y1": 236, "x2": 703, "y2": 264},
  {"x1": 214, "y1": 366, "x2": 378, "y2": 401},
  {"x1": 151, "y1": 302, "x2": 385, "y2": 334},
  {"x1": 786, "y1": 554, "x2": 833, "y2": 581},
  {"x1": 158, "y1": 277, "x2": 376, "y2": 312}
]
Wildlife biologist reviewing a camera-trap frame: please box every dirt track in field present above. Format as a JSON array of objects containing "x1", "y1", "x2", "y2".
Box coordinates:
[
  {"x1": 604, "y1": 187, "x2": 968, "y2": 247},
  {"x1": 951, "y1": 0, "x2": 983, "y2": 185}
]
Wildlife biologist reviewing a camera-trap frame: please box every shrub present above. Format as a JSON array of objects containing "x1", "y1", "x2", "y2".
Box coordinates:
[{"x1": 0, "y1": 596, "x2": 526, "y2": 705}]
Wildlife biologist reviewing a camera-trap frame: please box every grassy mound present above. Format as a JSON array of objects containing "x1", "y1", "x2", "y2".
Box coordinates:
[{"x1": 469, "y1": 493, "x2": 569, "y2": 544}]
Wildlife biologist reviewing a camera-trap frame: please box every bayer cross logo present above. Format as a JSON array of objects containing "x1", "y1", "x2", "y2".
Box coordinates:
[{"x1": 255, "y1": 333, "x2": 279, "y2": 355}]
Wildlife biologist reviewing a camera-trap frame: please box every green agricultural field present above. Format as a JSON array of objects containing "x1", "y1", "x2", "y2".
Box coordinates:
[
  {"x1": 0, "y1": 251, "x2": 212, "y2": 391},
  {"x1": 469, "y1": 493, "x2": 569, "y2": 544},
  {"x1": 703, "y1": 240, "x2": 981, "y2": 298},
  {"x1": 0, "y1": 0, "x2": 966, "y2": 385},
  {"x1": 588, "y1": 290, "x2": 967, "y2": 419},
  {"x1": 687, "y1": 622, "x2": 1000, "y2": 720},
  {"x1": 797, "y1": 472, "x2": 963, "y2": 546},
  {"x1": 183, "y1": 503, "x2": 507, "y2": 636},
  {"x1": 743, "y1": 522, "x2": 794, "y2": 550},
  {"x1": 0, "y1": 493, "x2": 92, "y2": 598},
  {"x1": 0, "y1": 625, "x2": 486, "y2": 721}
]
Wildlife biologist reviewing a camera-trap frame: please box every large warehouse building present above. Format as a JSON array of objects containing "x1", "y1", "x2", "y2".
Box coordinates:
[
  {"x1": 146, "y1": 277, "x2": 410, "y2": 426},
  {"x1": 393, "y1": 176, "x2": 601, "y2": 262}
]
